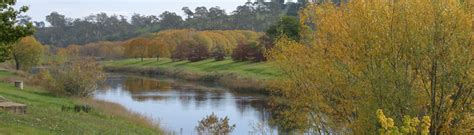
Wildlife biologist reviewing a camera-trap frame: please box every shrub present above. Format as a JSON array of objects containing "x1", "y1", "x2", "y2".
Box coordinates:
[
  {"x1": 253, "y1": 35, "x2": 274, "y2": 62},
  {"x1": 29, "y1": 69, "x2": 56, "y2": 92},
  {"x1": 48, "y1": 58, "x2": 105, "y2": 97},
  {"x1": 195, "y1": 113, "x2": 235, "y2": 135},
  {"x1": 211, "y1": 45, "x2": 226, "y2": 61},
  {"x1": 231, "y1": 41, "x2": 267, "y2": 62},
  {"x1": 171, "y1": 42, "x2": 191, "y2": 61},
  {"x1": 188, "y1": 42, "x2": 209, "y2": 62},
  {"x1": 231, "y1": 42, "x2": 252, "y2": 61}
]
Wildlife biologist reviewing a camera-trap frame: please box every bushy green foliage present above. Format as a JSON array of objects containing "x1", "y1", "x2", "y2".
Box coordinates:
[
  {"x1": 0, "y1": 1, "x2": 35, "y2": 62},
  {"x1": 266, "y1": 16, "x2": 302, "y2": 42}
]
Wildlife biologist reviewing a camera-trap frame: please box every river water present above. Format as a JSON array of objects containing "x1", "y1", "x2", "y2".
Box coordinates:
[{"x1": 94, "y1": 74, "x2": 277, "y2": 134}]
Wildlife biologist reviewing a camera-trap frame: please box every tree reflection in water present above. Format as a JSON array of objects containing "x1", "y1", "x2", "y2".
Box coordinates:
[{"x1": 95, "y1": 74, "x2": 278, "y2": 134}]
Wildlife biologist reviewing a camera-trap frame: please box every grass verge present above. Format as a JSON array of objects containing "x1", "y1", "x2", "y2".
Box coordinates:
[{"x1": 104, "y1": 58, "x2": 281, "y2": 94}]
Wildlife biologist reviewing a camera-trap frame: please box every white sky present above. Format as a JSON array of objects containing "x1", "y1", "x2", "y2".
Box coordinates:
[{"x1": 16, "y1": 0, "x2": 259, "y2": 22}]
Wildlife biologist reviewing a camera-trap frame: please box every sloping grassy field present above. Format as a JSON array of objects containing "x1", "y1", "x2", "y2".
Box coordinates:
[
  {"x1": 104, "y1": 58, "x2": 281, "y2": 80},
  {"x1": 0, "y1": 70, "x2": 163, "y2": 135}
]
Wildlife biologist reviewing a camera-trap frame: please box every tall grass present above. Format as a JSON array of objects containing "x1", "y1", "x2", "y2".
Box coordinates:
[{"x1": 75, "y1": 98, "x2": 161, "y2": 131}]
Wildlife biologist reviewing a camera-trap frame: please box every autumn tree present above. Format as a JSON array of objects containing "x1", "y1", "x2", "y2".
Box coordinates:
[
  {"x1": 56, "y1": 45, "x2": 81, "y2": 64},
  {"x1": 64, "y1": 45, "x2": 81, "y2": 57},
  {"x1": 187, "y1": 33, "x2": 211, "y2": 62},
  {"x1": 124, "y1": 38, "x2": 150, "y2": 61},
  {"x1": 79, "y1": 41, "x2": 126, "y2": 60},
  {"x1": 231, "y1": 42, "x2": 252, "y2": 61},
  {"x1": 254, "y1": 35, "x2": 274, "y2": 62},
  {"x1": 171, "y1": 40, "x2": 191, "y2": 61},
  {"x1": 231, "y1": 41, "x2": 266, "y2": 62},
  {"x1": 269, "y1": 0, "x2": 473, "y2": 134},
  {"x1": 97, "y1": 42, "x2": 125, "y2": 60},
  {"x1": 71, "y1": 29, "x2": 261, "y2": 62},
  {"x1": 12, "y1": 36, "x2": 44, "y2": 71},
  {"x1": 212, "y1": 45, "x2": 226, "y2": 61},
  {"x1": 188, "y1": 42, "x2": 210, "y2": 62},
  {"x1": 149, "y1": 40, "x2": 168, "y2": 61},
  {"x1": 153, "y1": 29, "x2": 261, "y2": 61}
]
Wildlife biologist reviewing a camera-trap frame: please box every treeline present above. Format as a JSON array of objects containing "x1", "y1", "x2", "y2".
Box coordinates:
[
  {"x1": 34, "y1": 1, "x2": 306, "y2": 47},
  {"x1": 59, "y1": 29, "x2": 270, "y2": 62},
  {"x1": 56, "y1": 14, "x2": 302, "y2": 63}
]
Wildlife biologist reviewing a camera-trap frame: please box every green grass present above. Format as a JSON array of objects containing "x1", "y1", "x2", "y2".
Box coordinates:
[
  {"x1": 0, "y1": 70, "x2": 16, "y2": 78},
  {"x1": 104, "y1": 58, "x2": 281, "y2": 80},
  {"x1": 0, "y1": 71, "x2": 163, "y2": 134}
]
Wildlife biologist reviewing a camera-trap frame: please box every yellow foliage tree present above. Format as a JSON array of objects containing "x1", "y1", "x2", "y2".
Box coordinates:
[
  {"x1": 376, "y1": 109, "x2": 431, "y2": 135},
  {"x1": 12, "y1": 36, "x2": 44, "y2": 71},
  {"x1": 269, "y1": 0, "x2": 472, "y2": 134},
  {"x1": 124, "y1": 38, "x2": 150, "y2": 61},
  {"x1": 149, "y1": 39, "x2": 169, "y2": 61},
  {"x1": 149, "y1": 29, "x2": 262, "y2": 61}
]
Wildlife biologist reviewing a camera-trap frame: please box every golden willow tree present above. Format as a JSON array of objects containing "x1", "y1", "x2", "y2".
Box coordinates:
[
  {"x1": 269, "y1": 0, "x2": 472, "y2": 134},
  {"x1": 12, "y1": 36, "x2": 44, "y2": 71},
  {"x1": 124, "y1": 38, "x2": 150, "y2": 61}
]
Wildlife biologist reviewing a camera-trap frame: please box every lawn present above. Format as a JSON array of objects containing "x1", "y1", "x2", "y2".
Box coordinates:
[
  {"x1": 104, "y1": 58, "x2": 281, "y2": 80},
  {"x1": 0, "y1": 70, "x2": 163, "y2": 135},
  {"x1": 0, "y1": 70, "x2": 15, "y2": 78}
]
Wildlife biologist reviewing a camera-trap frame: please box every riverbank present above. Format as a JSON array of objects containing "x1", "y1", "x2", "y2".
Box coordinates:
[
  {"x1": 104, "y1": 58, "x2": 281, "y2": 94},
  {"x1": 0, "y1": 70, "x2": 164, "y2": 134}
]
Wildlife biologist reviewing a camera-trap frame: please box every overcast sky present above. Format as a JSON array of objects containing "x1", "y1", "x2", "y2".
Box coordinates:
[{"x1": 16, "y1": 0, "x2": 258, "y2": 22}]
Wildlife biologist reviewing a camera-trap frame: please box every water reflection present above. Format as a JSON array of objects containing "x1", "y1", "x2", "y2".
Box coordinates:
[{"x1": 94, "y1": 74, "x2": 277, "y2": 134}]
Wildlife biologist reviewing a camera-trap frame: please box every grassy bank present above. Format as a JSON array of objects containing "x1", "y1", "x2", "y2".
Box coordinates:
[
  {"x1": 0, "y1": 70, "x2": 163, "y2": 134},
  {"x1": 104, "y1": 58, "x2": 281, "y2": 93},
  {"x1": 104, "y1": 58, "x2": 280, "y2": 80}
]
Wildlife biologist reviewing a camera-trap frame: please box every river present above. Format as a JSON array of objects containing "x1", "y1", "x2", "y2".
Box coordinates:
[{"x1": 94, "y1": 74, "x2": 277, "y2": 134}]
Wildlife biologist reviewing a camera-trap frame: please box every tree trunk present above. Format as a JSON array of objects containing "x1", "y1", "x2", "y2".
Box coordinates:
[
  {"x1": 15, "y1": 62, "x2": 20, "y2": 70},
  {"x1": 156, "y1": 56, "x2": 159, "y2": 61},
  {"x1": 14, "y1": 55, "x2": 20, "y2": 70}
]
